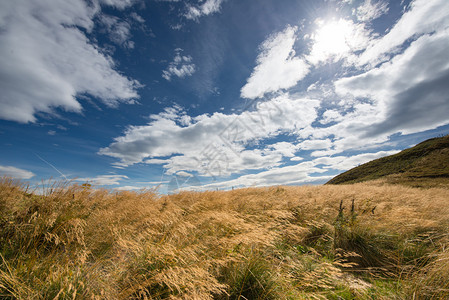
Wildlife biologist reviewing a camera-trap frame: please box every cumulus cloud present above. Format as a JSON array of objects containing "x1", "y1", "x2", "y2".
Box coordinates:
[
  {"x1": 290, "y1": 157, "x2": 304, "y2": 162},
  {"x1": 0, "y1": 0, "x2": 141, "y2": 123},
  {"x1": 267, "y1": 142, "x2": 298, "y2": 157},
  {"x1": 241, "y1": 26, "x2": 310, "y2": 99},
  {"x1": 99, "y1": 94, "x2": 320, "y2": 176},
  {"x1": 0, "y1": 165, "x2": 35, "y2": 179},
  {"x1": 76, "y1": 174, "x2": 129, "y2": 186},
  {"x1": 297, "y1": 139, "x2": 333, "y2": 151},
  {"x1": 319, "y1": 110, "x2": 344, "y2": 125},
  {"x1": 185, "y1": 0, "x2": 225, "y2": 20},
  {"x1": 162, "y1": 49, "x2": 196, "y2": 81}
]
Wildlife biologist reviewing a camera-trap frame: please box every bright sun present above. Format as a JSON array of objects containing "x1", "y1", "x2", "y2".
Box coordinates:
[{"x1": 308, "y1": 19, "x2": 356, "y2": 64}]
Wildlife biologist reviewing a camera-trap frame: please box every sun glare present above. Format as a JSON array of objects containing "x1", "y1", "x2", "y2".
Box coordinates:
[{"x1": 309, "y1": 19, "x2": 356, "y2": 63}]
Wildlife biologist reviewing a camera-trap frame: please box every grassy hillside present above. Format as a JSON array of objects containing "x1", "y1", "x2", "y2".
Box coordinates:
[
  {"x1": 327, "y1": 135, "x2": 449, "y2": 186},
  {"x1": 1, "y1": 177, "x2": 449, "y2": 299}
]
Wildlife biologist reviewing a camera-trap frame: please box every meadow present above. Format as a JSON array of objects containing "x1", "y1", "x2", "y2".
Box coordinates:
[{"x1": 1, "y1": 177, "x2": 448, "y2": 299}]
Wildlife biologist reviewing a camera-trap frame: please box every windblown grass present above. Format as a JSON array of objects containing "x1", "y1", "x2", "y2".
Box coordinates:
[{"x1": 1, "y1": 177, "x2": 448, "y2": 299}]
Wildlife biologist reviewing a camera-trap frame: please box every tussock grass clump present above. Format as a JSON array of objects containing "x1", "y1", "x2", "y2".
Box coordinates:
[
  {"x1": 1, "y1": 177, "x2": 449, "y2": 299},
  {"x1": 216, "y1": 248, "x2": 283, "y2": 300},
  {"x1": 405, "y1": 235, "x2": 449, "y2": 299}
]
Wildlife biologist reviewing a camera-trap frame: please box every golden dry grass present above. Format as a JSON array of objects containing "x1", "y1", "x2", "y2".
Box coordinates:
[{"x1": 1, "y1": 176, "x2": 448, "y2": 299}]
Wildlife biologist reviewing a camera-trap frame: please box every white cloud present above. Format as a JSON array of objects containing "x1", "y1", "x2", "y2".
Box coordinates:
[
  {"x1": 303, "y1": 105, "x2": 397, "y2": 158},
  {"x1": 297, "y1": 139, "x2": 333, "y2": 151},
  {"x1": 162, "y1": 49, "x2": 196, "y2": 81},
  {"x1": 241, "y1": 26, "x2": 310, "y2": 99},
  {"x1": 137, "y1": 0, "x2": 449, "y2": 189},
  {"x1": 191, "y1": 149, "x2": 398, "y2": 191},
  {"x1": 288, "y1": 0, "x2": 449, "y2": 159},
  {"x1": 98, "y1": 0, "x2": 140, "y2": 10},
  {"x1": 290, "y1": 157, "x2": 304, "y2": 162},
  {"x1": 76, "y1": 174, "x2": 128, "y2": 186},
  {"x1": 185, "y1": 0, "x2": 225, "y2": 20},
  {"x1": 312, "y1": 150, "x2": 400, "y2": 171},
  {"x1": 113, "y1": 185, "x2": 142, "y2": 191},
  {"x1": 357, "y1": 0, "x2": 449, "y2": 66},
  {"x1": 0, "y1": 0, "x2": 141, "y2": 123},
  {"x1": 130, "y1": 12, "x2": 145, "y2": 24},
  {"x1": 143, "y1": 158, "x2": 171, "y2": 165},
  {"x1": 0, "y1": 165, "x2": 35, "y2": 179},
  {"x1": 176, "y1": 171, "x2": 194, "y2": 177},
  {"x1": 99, "y1": 94, "x2": 320, "y2": 176},
  {"x1": 319, "y1": 110, "x2": 344, "y2": 125},
  {"x1": 267, "y1": 142, "x2": 298, "y2": 157},
  {"x1": 336, "y1": 28, "x2": 449, "y2": 136},
  {"x1": 192, "y1": 161, "x2": 332, "y2": 190},
  {"x1": 99, "y1": 14, "x2": 134, "y2": 48},
  {"x1": 354, "y1": 0, "x2": 389, "y2": 22}
]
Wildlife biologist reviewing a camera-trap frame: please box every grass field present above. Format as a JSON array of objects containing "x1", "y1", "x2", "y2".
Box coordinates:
[{"x1": 1, "y1": 177, "x2": 448, "y2": 299}]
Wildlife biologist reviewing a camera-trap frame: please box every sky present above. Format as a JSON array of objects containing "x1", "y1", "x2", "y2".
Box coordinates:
[{"x1": 1, "y1": 0, "x2": 449, "y2": 193}]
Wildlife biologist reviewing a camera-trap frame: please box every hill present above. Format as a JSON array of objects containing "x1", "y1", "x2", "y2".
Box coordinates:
[
  {"x1": 326, "y1": 135, "x2": 449, "y2": 186},
  {"x1": 1, "y1": 177, "x2": 449, "y2": 299}
]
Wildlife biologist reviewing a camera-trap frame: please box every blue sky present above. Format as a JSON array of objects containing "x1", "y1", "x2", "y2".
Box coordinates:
[{"x1": 1, "y1": 0, "x2": 449, "y2": 193}]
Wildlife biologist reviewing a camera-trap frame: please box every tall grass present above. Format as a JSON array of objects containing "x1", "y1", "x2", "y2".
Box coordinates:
[{"x1": 1, "y1": 176, "x2": 448, "y2": 299}]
